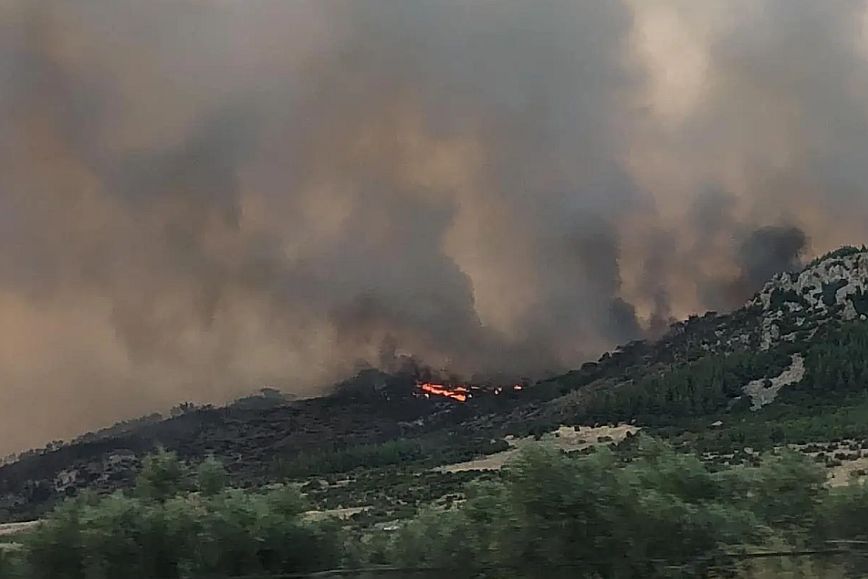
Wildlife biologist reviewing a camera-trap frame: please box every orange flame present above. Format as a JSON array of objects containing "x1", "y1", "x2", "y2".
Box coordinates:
[
  {"x1": 418, "y1": 382, "x2": 525, "y2": 401},
  {"x1": 418, "y1": 382, "x2": 469, "y2": 402}
]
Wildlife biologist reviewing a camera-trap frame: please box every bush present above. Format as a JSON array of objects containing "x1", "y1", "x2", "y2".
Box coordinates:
[
  {"x1": 196, "y1": 456, "x2": 227, "y2": 497},
  {"x1": 19, "y1": 455, "x2": 343, "y2": 579},
  {"x1": 135, "y1": 449, "x2": 188, "y2": 502},
  {"x1": 386, "y1": 440, "x2": 776, "y2": 577},
  {"x1": 0, "y1": 548, "x2": 24, "y2": 578},
  {"x1": 13, "y1": 441, "x2": 868, "y2": 577}
]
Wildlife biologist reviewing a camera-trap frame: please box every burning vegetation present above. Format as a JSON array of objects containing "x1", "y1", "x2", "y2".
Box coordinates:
[
  {"x1": 418, "y1": 383, "x2": 470, "y2": 402},
  {"x1": 416, "y1": 381, "x2": 524, "y2": 402}
]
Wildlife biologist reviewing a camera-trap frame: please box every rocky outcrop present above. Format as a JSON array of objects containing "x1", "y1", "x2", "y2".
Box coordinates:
[
  {"x1": 743, "y1": 354, "x2": 805, "y2": 410},
  {"x1": 748, "y1": 247, "x2": 868, "y2": 350}
]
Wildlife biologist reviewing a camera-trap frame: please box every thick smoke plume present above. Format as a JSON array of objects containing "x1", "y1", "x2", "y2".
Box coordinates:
[{"x1": 3, "y1": 0, "x2": 868, "y2": 453}]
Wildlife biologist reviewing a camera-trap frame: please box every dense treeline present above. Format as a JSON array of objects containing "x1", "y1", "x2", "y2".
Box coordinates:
[
  {"x1": 276, "y1": 437, "x2": 510, "y2": 479},
  {"x1": 674, "y1": 394, "x2": 868, "y2": 454},
  {"x1": 804, "y1": 321, "x2": 868, "y2": 392},
  {"x1": 581, "y1": 320, "x2": 868, "y2": 428},
  {"x1": 277, "y1": 439, "x2": 428, "y2": 478},
  {"x1": 680, "y1": 323, "x2": 868, "y2": 453},
  {"x1": 6, "y1": 442, "x2": 868, "y2": 578},
  {"x1": 581, "y1": 348, "x2": 793, "y2": 423}
]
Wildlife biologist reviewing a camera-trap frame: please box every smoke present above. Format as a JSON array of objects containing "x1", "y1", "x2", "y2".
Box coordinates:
[
  {"x1": 2, "y1": 0, "x2": 868, "y2": 453},
  {"x1": 738, "y1": 226, "x2": 808, "y2": 289}
]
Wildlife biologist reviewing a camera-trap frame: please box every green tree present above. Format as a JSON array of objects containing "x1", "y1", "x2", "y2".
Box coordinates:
[
  {"x1": 388, "y1": 440, "x2": 766, "y2": 578},
  {"x1": 0, "y1": 547, "x2": 24, "y2": 578},
  {"x1": 196, "y1": 456, "x2": 227, "y2": 497},
  {"x1": 135, "y1": 449, "x2": 187, "y2": 502},
  {"x1": 21, "y1": 453, "x2": 343, "y2": 578}
]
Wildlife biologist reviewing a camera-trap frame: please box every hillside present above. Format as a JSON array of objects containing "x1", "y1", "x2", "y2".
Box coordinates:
[{"x1": 5, "y1": 246, "x2": 868, "y2": 525}]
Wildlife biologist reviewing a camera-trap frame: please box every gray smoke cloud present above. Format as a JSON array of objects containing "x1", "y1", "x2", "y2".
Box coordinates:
[
  {"x1": 738, "y1": 226, "x2": 808, "y2": 289},
  {"x1": 2, "y1": 0, "x2": 868, "y2": 454}
]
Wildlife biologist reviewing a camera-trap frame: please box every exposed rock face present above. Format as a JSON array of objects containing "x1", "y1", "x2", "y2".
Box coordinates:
[
  {"x1": 748, "y1": 247, "x2": 868, "y2": 350},
  {"x1": 743, "y1": 354, "x2": 805, "y2": 410},
  {"x1": 753, "y1": 249, "x2": 868, "y2": 314}
]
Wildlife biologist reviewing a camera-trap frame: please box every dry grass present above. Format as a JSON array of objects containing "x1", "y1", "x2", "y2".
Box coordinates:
[
  {"x1": 435, "y1": 424, "x2": 639, "y2": 473},
  {"x1": 0, "y1": 521, "x2": 38, "y2": 538},
  {"x1": 302, "y1": 506, "x2": 369, "y2": 522},
  {"x1": 827, "y1": 456, "x2": 868, "y2": 487}
]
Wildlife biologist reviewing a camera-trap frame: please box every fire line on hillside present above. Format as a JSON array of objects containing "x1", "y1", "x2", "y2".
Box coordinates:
[{"x1": 417, "y1": 382, "x2": 524, "y2": 402}]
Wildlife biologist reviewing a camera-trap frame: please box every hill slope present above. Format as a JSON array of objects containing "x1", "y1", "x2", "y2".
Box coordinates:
[{"x1": 5, "y1": 246, "x2": 868, "y2": 523}]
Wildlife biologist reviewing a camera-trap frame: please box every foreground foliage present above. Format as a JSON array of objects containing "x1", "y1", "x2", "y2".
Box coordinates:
[
  {"x1": 9, "y1": 451, "x2": 342, "y2": 579},
  {"x1": 386, "y1": 441, "x2": 826, "y2": 578},
  {"x1": 7, "y1": 441, "x2": 868, "y2": 578}
]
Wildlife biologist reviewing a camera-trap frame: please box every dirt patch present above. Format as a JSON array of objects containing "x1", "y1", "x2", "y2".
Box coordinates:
[
  {"x1": 302, "y1": 506, "x2": 369, "y2": 522},
  {"x1": 0, "y1": 521, "x2": 39, "y2": 537},
  {"x1": 827, "y1": 457, "x2": 868, "y2": 487},
  {"x1": 435, "y1": 424, "x2": 639, "y2": 473},
  {"x1": 435, "y1": 450, "x2": 521, "y2": 473}
]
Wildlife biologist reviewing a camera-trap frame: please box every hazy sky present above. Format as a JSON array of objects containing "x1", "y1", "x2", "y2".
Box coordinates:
[{"x1": 3, "y1": 0, "x2": 868, "y2": 454}]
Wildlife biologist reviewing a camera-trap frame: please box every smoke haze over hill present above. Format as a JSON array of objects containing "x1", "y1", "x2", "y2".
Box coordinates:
[{"x1": 3, "y1": 0, "x2": 868, "y2": 453}]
